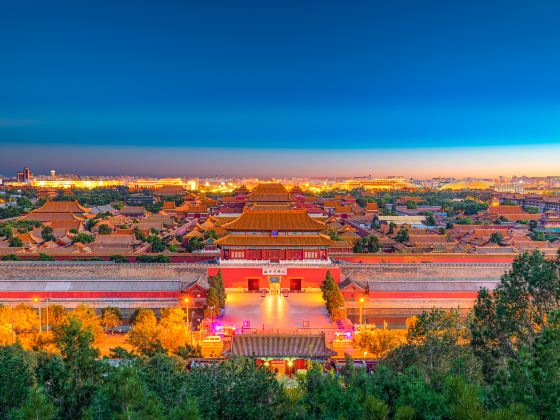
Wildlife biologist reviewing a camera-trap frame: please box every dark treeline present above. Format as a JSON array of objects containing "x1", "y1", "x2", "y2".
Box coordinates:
[{"x1": 1, "y1": 250, "x2": 559, "y2": 419}]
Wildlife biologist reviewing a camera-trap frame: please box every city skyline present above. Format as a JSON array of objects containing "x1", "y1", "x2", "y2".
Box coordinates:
[
  {"x1": 2, "y1": 1, "x2": 560, "y2": 176},
  {"x1": 2, "y1": 143, "x2": 560, "y2": 179}
]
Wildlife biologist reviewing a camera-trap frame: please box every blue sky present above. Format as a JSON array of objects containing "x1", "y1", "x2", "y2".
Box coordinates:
[{"x1": 1, "y1": 0, "x2": 559, "y2": 177}]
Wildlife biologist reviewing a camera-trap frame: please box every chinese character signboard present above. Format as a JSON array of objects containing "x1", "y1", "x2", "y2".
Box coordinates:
[{"x1": 262, "y1": 267, "x2": 288, "y2": 276}]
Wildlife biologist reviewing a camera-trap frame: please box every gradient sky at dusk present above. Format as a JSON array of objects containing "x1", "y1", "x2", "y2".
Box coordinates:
[{"x1": 1, "y1": 0, "x2": 559, "y2": 177}]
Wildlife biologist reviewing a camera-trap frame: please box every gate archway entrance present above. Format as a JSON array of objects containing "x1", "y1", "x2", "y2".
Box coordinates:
[
  {"x1": 247, "y1": 278, "x2": 260, "y2": 291},
  {"x1": 289, "y1": 278, "x2": 302, "y2": 292},
  {"x1": 268, "y1": 276, "x2": 281, "y2": 295}
]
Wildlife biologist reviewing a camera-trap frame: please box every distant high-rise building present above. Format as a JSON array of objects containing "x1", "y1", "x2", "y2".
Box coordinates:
[
  {"x1": 50, "y1": 170, "x2": 56, "y2": 178},
  {"x1": 16, "y1": 167, "x2": 32, "y2": 182}
]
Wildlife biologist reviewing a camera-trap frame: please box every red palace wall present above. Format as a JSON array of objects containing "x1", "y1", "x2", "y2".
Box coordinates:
[
  {"x1": 208, "y1": 266, "x2": 341, "y2": 289},
  {"x1": 333, "y1": 253, "x2": 517, "y2": 264},
  {"x1": 0, "y1": 291, "x2": 180, "y2": 299}
]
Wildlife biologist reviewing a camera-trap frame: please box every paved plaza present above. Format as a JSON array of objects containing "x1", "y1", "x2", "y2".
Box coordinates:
[{"x1": 222, "y1": 292, "x2": 336, "y2": 331}]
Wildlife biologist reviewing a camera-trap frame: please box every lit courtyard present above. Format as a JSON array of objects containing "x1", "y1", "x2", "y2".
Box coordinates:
[{"x1": 222, "y1": 292, "x2": 336, "y2": 332}]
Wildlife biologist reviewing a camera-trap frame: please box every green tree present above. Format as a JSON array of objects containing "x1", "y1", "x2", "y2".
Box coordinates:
[
  {"x1": 70, "y1": 304, "x2": 103, "y2": 340},
  {"x1": 16, "y1": 196, "x2": 33, "y2": 208},
  {"x1": 100, "y1": 306, "x2": 121, "y2": 334},
  {"x1": 88, "y1": 365, "x2": 165, "y2": 419},
  {"x1": 490, "y1": 310, "x2": 560, "y2": 419},
  {"x1": 0, "y1": 345, "x2": 35, "y2": 416},
  {"x1": 489, "y1": 232, "x2": 503, "y2": 244},
  {"x1": 204, "y1": 229, "x2": 218, "y2": 240},
  {"x1": 184, "y1": 358, "x2": 288, "y2": 420},
  {"x1": 395, "y1": 405, "x2": 415, "y2": 420},
  {"x1": 470, "y1": 251, "x2": 560, "y2": 380},
  {"x1": 72, "y1": 232, "x2": 94, "y2": 244},
  {"x1": 186, "y1": 237, "x2": 204, "y2": 252},
  {"x1": 395, "y1": 228, "x2": 410, "y2": 243},
  {"x1": 213, "y1": 269, "x2": 226, "y2": 309},
  {"x1": 51, "y1": 317, "x2": 101, "y2": 420},
  {"x1": 387, "y1": 309, "x2": 482, "y2": 385},
  {"x1": 128, "y1": 309, "x2": 165, "y2": 356},
  {"x1": 444, "y1": 376, "x2": 483, "y2": 420},
  {"x1": 320, "y1": 270, "x2": 346, "y2": 320},
  {"x1": 528, "y1": 220, "x2": 538, "y2": 231},
  {"x1": 204, "y1": 287, "x2": 220, "y2": 319},
  {"x1": 406, "y1": 200, "x2": 417, "y2": 209},
  {"x1": 296, "y1": 362, "x2": 363, "y2": 419},
  {"x1": 9, "y1": 236, "x2": 23, "y2": 247},
  {"x1": 109, "y1": 254, "x2": 128, "y2": 263},
  {"x1": 41, "y1": 226, "x2": 56, "y2": 242},
  {"x1": 150, "y1": 238, "x2": 166, "y2": 252},
  {"x1": 354, "y1": 235, "x2": 381, "y2": 253},
  {"x1": 425, "y1": 214, "x2": 436, "y2": 226},
  {"x1": 133, "y1": 228, "x2": 146, "y2": 242},
  {"x1": 12, "y1": 303, "x2": 40, "y2": 334},
  {"x1": 176, "y1": 344, "x2": 203, "y2": 359},
  {"x1": 9, "y1": 386, "x2": 57, "y2": 420},
  {"x1": 135, "y1": 254, "x2": 170, "y2": 263},
  {"x1": 46, "y1": 304, "x2": 68, "y2": 329},
  {"x1": 38, "y1": 253, "x2": 54, "y2": 261},
  {"x1": 0, "y1": 224, "x2": 14, "y2": 238},
  {"x1": 138, "y1": 354, "x2": 191, "y2": 415},
  {"x1": 97, "y1": 223, "x2": 112, "y2": 235}
]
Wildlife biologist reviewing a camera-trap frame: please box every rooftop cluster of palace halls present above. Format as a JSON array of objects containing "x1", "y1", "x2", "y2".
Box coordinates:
[{"x1": 0, "y1": 182, "x2": 559, "y2": 262}]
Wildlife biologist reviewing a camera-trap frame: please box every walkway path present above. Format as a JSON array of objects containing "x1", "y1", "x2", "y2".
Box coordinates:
[{"x1": 222, "y1": 292, "x2": 335, "y2": 331}]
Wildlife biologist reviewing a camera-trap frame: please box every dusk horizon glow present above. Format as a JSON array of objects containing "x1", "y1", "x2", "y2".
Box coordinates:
[{"x1": 2, "y1": 143, "x2": 559, "y2": 179}]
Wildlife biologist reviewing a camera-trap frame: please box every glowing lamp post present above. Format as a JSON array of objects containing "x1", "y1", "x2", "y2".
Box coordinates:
[
  {"x1": 33, "y1": 297, "x2": 50, "y2": 334},
  {"x1": 184, "y1": 297, "x2": 190, "y2": 330},
  {"x1": 33, "y1": 297, "x2": 42, "y2": 335},
  {"x1": 359, "y1": 297, "x2": 365, "y2": 326}
]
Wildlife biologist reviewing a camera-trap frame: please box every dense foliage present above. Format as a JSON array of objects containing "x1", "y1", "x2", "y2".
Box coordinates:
[{"x1": 54, "y1": 187, "x2": 129, "y2": 207}]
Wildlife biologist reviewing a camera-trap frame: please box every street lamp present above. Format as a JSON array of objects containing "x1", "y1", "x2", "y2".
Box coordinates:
[
  {"x1": 33, "y1": 297, "x2": 42, "y2": 335},
  {"x1": 359, "y1": 297, "x2": 364, "y2": 326},
  {"x1": 287, "y1": 359, "x2": 294, "y2": 378},
  {"x1": 184, "y1": 298, "x2": 190, "y2": 335},
  {"x1": 33, "y1": 297, "x2": 50, "y2": 334}
]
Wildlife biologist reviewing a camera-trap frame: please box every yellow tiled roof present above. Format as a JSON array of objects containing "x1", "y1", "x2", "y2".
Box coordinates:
[
  {"x1": 215, "y1": 234, "x2": 334, "y2": 246},
  {"x1": 222, "y1": 209, "x2": 326, "y2": 231}
]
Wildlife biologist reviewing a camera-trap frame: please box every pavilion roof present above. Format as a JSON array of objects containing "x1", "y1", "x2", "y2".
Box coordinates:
[
  {"x1": 178, "y1": 205, "x2": 209, "y2": 213},
  {"x1": 226, "y1": 334, "x2": 336, "y2": 359},
  {"x1": 488, "y1": 205, "x2": 525, "y2": 214},
  {"x1": 215, "y1": 234, "x2": 334, "y2": 247},
  {"x1": 222, "y1": 209, "x2": 327, "y2": 231},
  {"x1": 250, "y1": 183, "x2": 288, "y2": 194},
  {"x1": 248, "y1": 193, "x2": 294, "y2": 202},
  {"x1": 329, "y1": 239, "x2": 356, "y2": 249},
  {"x1": 120, "y1": 206, "x2": 146, "y2": 215},
  {"x1": 24, "y1": 212, "x2": 83, "y2": 223},
  {"x1": 333, "y1": 206, "x2": 353, "y2": 213},
  {"x1": 154, "y1": 185, "x2": 187, "y2": 195},
  {"x1": 31, "y1": 200, "x2": 90, "y2": 214},
  {"x1": 251, "y1": 204, "x2": 295, "y2": 211}
]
